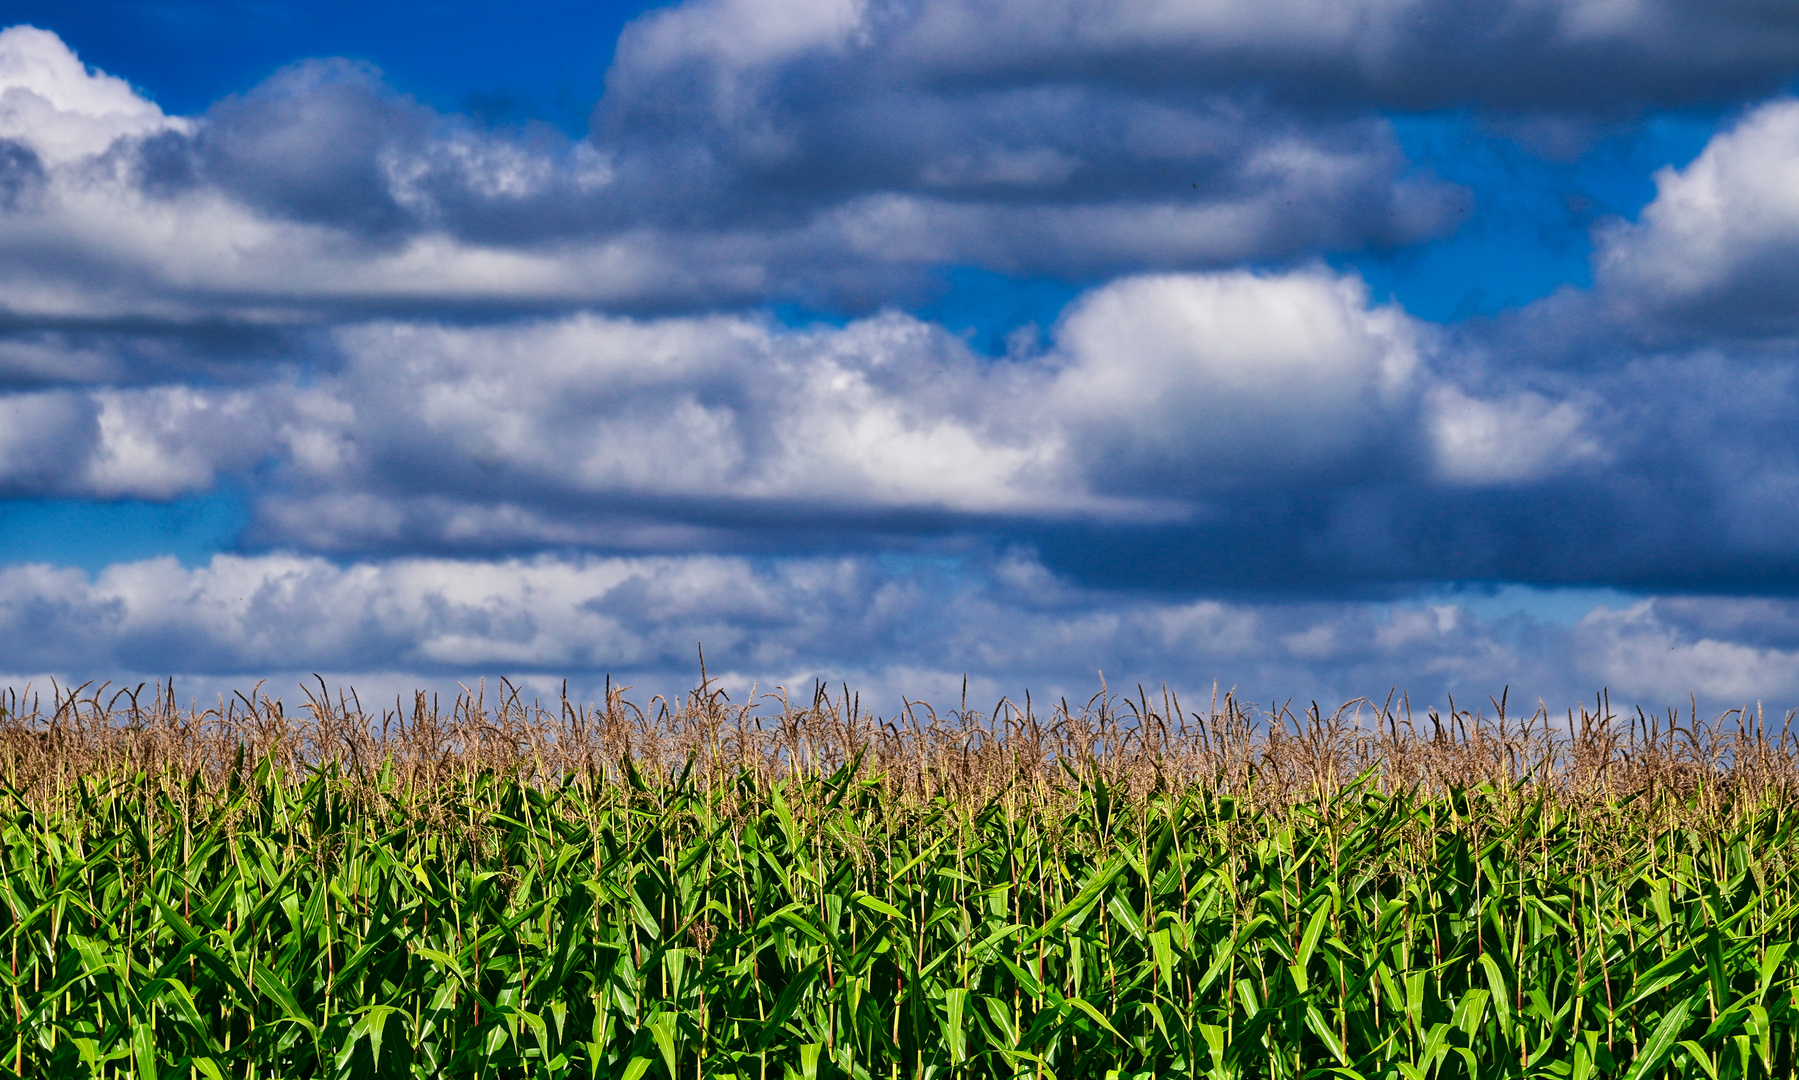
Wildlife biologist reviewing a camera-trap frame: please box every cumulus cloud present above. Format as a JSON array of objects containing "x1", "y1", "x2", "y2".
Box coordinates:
[
  {"x1": 5, "y1": 251, "x2": 1799, "y2": 602},
  {"x1": 1426, "y1": 385, "x2": 1607, "y2": 485},
  {"x1": 14, "y1": 257, "x2": 1795, "y2": 601},
  {"x1": 0, "y1": 265, "x2": 1446, "y2": 530},
  {"x1": 1595, "y1": 97, "x2": 1799, "y2": 340},
  {"x1": 0, "y1": 25, "x2": 1466, "y2": 333},
  {"x1": 234, "y1": 267, "x2": 1449, "y2": 551},
  {"x1": 7, "y1": 12, "x2": 1799, "y2": 707},
  {"x1": 1051, "y1": 271, "x2": 1421, "y2": 495},
  {"x1": 0, "y1": 25, "x2": 184, "y2": 166},
  {"x1": 0, "y1": 382, "x2": 272, "y2": 499},
  {"x1": 4, "y1": 0, "x2": 1788, "y2": 336},
  {"x1": 1578, "y1": 598, "x2": 1799, "y2": 704}
]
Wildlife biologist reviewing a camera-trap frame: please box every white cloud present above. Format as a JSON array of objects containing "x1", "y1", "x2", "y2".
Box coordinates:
[
  {"x1": 0, "y1": 380, "x2": 277, "y2": 499},
  {"x1": 1578, "y1": 599, "x2": 1799, "y2": 703},
  {"x1": 0, "y1": 25, "x2": 184, "y2": 165},
  {"x1": 230, "y1": 267, "x2": 1441, "y2": 548},
  {"x1": 1051, "y1": 269, "x2": 1421, "y2": 493},
  {"x1": 1427, "y1": 385, "x2": 1606, "y2": 484},
  {"x1": 42, "y1": 264, "x2": 1749, "y2": 556},
  {"x1": 616, "y1": 0, "x2": 870, "y2": 87},
  {"x1": 8, "y1": 251, "x2": 1799, "y2": 603},
  {"x1": 1594, "y1": 97, "x2": 1799, "y2": 338},
  {"x1": 302, "y1": 310, "x2": 1079, "y2": 517},
  {"x1": 83, "y1": 385, "x2": 264, "y2": 498}
]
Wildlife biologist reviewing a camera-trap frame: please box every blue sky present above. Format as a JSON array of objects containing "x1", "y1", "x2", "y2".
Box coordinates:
[{"x1": 4, "y1": 0, "x2": 1799, "y2": 713}]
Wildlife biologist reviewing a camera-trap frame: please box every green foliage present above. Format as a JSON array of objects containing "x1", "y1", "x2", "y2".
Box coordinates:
[{"x1": 0, "y1": 757, "x2": 1796, "y2": 1079}]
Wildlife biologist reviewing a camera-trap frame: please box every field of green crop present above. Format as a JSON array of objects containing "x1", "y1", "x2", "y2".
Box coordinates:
[{"x1": 0, "y1": 682, "x2": 1796, "y2": 1078}]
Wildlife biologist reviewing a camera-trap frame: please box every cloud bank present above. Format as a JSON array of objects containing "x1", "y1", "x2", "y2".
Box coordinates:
[
  {"x1": 7, "y1": 549, "x2": 1799, "y2": 715},
  {"x1": 2, "y1": 9, "x2": 1799, "y2": 711}
]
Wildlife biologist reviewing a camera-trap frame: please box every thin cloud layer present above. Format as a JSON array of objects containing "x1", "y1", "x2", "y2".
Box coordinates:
[
  {"x1": 612, "y1": 0, "x2": 1799, "y2": 116},
  {"x1": 1, "y1": 549, "x2": 1794, "y2": 714}
]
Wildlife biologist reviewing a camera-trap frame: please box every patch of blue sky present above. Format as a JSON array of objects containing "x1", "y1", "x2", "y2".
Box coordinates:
[
  {"x1": 10, "y1": 0, "x2": 655, "y2": 132},
  {"x1": 1412, "y1": 582, "x2": 1638, "y2": 628},
  {"x1": 770, "y1": 267, "x2": 1082, "y2": 358},
  {"x1": 1344, "y1": 111, "x2": 1721, "y2": 322},
  {"x1": 765, "y1": 303, "x2": 853, "y2": 331},
  {"x1": 910, "y1": 268, "x2": 1082, "y2": 357},
  {"x1": 0, "y1": 489, "x2": 249, "y2": 573}
]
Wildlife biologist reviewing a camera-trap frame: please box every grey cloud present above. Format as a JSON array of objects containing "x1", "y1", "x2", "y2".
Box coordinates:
[
  {"x1": 1, "y1": 5, "x2": 1797, "y2": 334},
  {"x1": 610, "y1": 0, "x2": 1799, "y2": 116},
  {"x1": 0, "y1": 26, "x2": 1465, "y2": 330},
  {"x1": 0, "y1": 332, "x2": 122, "y2": 385},
  {"x1": 0, "y1": 389, "x2": 97, "y2": 493},
  {"x1": 6, "y1": 22, "x2": 1799, "y2": 621},
  {"x1": 0, "y1": 324, "x2": 306, "y2": 390},
  {"x1": 0, "y1": 139, "x2": 42, "y2": 210},
  {"x1": 192, "y1": 61, "x2": 433, "y2": 237},
  {"x1": 177, "y1": 60, "x2": 622, "y2": 246},
  {"x1": 1648, "y1": 596, "x2": 1799, "y2": 652},
  {"x1": 0, "y1": 380, "x2": 281, "y2": 499}
]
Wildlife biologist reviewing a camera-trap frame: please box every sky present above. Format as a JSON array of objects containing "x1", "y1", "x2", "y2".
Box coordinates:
[{"x1": 4, "y1": 0, "x2": 1799, "y2": 717}]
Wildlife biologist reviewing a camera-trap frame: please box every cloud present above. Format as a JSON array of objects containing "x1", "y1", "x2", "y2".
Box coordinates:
[
  {"x1": 0, "y1": 25, "x2": 184, "y2": 166},
  {"x1": 1594, "y1": 97, "x2": 1799, "y2": 341},
  {"x1": 1426, "y1": 385, "x2": 1607, "y2": 485},
  {"x1": 0, "y1": 25, "x2": 1462, "y2": 333},
  {"x1": 1578, "y1": 598, "x2": 1799, "y2": 704},
  {"x1": 18, "y1": 258, "x2": 1793, "y2": 602},
  {"x1": 0, "y1": 381, "x2": 272, "y2": 499},
  {"x1": 1051, "y1": 271, "x2": 1422, "y2": 495},
  {"x1": 4, "y1": 547, "x2": 1797, "y2": 713},
  {"x1": 610, "y1": 0, "x2": 1799, "y2": 118},
  {"x1": 0, "y1": 265, "x2": 1445, "y2": 536},
  {"x1": 232, "y1": 267, "x2": 1448, "y2": 552},
  {"x1": 6, "y1": 252, "x2": 1799, "y2": 602},
  {"x1": 6, "y1": 12, "x2": 1799, "y2": 707}
]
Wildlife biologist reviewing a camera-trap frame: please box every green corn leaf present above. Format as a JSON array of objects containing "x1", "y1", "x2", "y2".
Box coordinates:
[
  {"x1": 131, "y1": 1022, "x2": 159, "y2": 1080},
  {"x1": 1304, "y1": 1004, "x2": 1349, "y2": 1065},
  {"x1": 1022, "y1": 855, "x2": 1129, "y2": 946},
  {"x1": 852, "y1": 890, "x2": 904, "y2": 920},
  {"x1": 621, "y1": 1056, "x2": 656, "y2": 1080},
  {"x1": 1479, "y1": 953, "x2": 1513, "y2": 1041},
  {"x1": 1065, "y1": 995, "x2": 1123, "y2": 1040},
  {"x1": 1622, "y1": 996, "x2": 1696, "y2": 1080},
  {"x1": 1676, "y1": 1039, "x2": 1721, "y2": 1080},
  {"x1": 945, "y1": 987, "x2": 969, "y2": 1062},
  {"x1": 648, "y1": 1011, "x2": 680, "y2": 1079},
  {"x1": 1296, "y1": 901, "x2": 1331, "y2": 971}
]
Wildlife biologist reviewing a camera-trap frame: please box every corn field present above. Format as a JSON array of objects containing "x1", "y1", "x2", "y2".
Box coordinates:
[{"x1": 0, "y1": 679, "x2": 1797, "y2": 1078}]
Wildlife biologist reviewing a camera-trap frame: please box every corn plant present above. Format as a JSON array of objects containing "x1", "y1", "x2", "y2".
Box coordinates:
[
  {"x1": 0, "y1": 680, "x2": 1795, "y2": 1077},
  {"x1": 0, "y1": 750, "x2": 1792, "y2": 1078}
]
